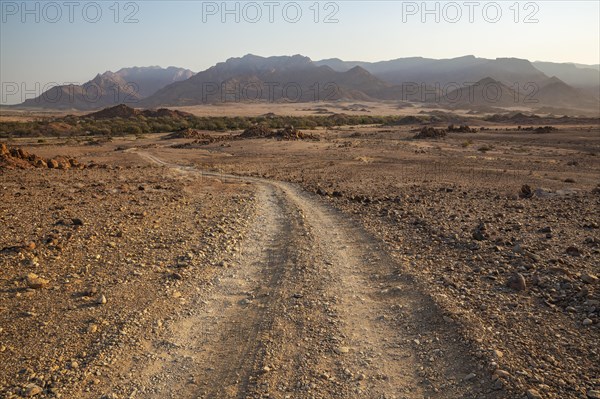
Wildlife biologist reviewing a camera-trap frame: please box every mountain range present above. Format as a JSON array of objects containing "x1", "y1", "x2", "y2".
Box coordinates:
[
  {"x1": 20, "y1": 66, "x2": 194, "y2": 110},
  {"x1": 16, "y1": 55, "x2": 600, "y2": 112}
]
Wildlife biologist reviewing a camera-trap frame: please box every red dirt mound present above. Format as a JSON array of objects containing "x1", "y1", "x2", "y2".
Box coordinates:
[
  {"x1": 271, "y1": 125, "x2": 320, "y2": 141},
  {"x1": 0, "y1": 144, "x2": 83, "y2": 170},
  {"x1": 239, "y1": 124, "x2": 273, "y2": 138}
]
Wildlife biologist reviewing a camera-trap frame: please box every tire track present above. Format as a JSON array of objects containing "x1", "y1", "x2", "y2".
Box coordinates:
[{"x1": 130, "y1": 151, "x2": 488, "y2": 399}]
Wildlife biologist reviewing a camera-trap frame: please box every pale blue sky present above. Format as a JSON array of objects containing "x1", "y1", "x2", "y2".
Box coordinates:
[{"x1": 1, "y1": 1, "x2": 599, "y2": 104}]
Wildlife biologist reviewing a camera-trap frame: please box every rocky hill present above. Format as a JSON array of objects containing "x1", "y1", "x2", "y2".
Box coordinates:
[{"x1": 19, "y1": 67, "x2": 194, "y2": 110}]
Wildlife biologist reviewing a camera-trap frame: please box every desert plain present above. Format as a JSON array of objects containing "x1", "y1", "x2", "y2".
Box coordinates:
[{"x1": 0, "y1": 102, "x2": 599, "y2": 399}]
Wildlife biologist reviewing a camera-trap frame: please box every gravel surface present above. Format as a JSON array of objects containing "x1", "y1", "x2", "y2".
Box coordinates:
[{"x1": 1, "y1": 125, "x2": 598, "y2": 398}]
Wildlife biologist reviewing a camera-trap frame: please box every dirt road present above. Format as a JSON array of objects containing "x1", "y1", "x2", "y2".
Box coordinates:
[{"x1": 105, "y1": 151, "x2": 492, "y2": 399}]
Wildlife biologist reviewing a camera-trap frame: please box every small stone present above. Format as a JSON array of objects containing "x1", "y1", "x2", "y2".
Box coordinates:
[
  {"x1": 566, "y1": 246, "x2": 582, "y2": 256},
  {"x1": 493, "y1": 369, "x2": 511, "y2": 379},
  {"x1": 587, "y1": 390, "x2": 600, "y2": 399},
  {"x1": 170, "y1": 272, "x2": 183, "y2": 280},
  {"x1": 527, "y1": 388, "x2": 542, "y2": 399},
  {"x1": 581, "y1": 274, "x2": 598, "y2": 284},
  {"x1": 472, "y1": 231, "x2": 486, "y2": 241},
  {"x1": 47, "y1": 159, "x2": 59, "y2": 169},
  {"x1": 583, "y1": 318, "x2": 593, "y2": 326},
  {"x1": 519, "y1": 185, "x2": 533, "y2": 199},
  {"x1": 507, "y1": 273, "x2": 527, "y2": 291},
  {"x1": 26, "y1": 273, "x2": 49, "y2": 289},
  {"x1": 493, "y1": 379, "x2": 505, "y2": 390},
  {"x1": 24, "y1": 383, "x2": 43, "y2": 396},
  {"x1": 96, "y1": 295, "x2": 107, "y2": 305},
  {"x1": 87, "y1": 324, "x2": 98, "y2": 333},
  {"x1": 463, "y1": 373, "x2": 476, "y2": 381}
]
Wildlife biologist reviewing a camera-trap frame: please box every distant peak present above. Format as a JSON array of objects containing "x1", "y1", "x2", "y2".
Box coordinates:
[{"x1": 347, "y1": 65, "x2": 370, "y2": 74}]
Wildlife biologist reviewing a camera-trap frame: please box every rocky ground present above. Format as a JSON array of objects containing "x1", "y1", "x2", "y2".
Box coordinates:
[
  {"x1": 0, "y1": 150, "x2": 255, "y2": 398},
  {"x1": 204, "y1": 125, "x2": 600, "y2": 399},
  {"x1": 0, "y1": 123, "x2": 598, "y2": 399}
]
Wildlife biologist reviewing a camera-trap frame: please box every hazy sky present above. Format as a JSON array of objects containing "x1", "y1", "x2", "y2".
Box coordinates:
[{"x1": 1, "y1": 1, "x2": 599, "y2": 104}]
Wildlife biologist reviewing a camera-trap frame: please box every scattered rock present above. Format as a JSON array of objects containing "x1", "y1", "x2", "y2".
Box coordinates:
[
  {"x1": 163, "y1": 128, "x2": 218, "y2": 141},
  {"x1": 447, "y1": 124, "x2": 477, "y2": 133},
  {"x1": 87, "y1": 324, "x2": 98, "y2": 333},
  {"x1": 527, "y1": 388, "x2": 542, "y2": 399},
  {"x1": 71, "y1": 218, "x2": 84, "y2": 226},
  {"x1": 25, "y1": 273, "x2": 49, "y2": 289},
  {"x1": 414, "y1": 126, "x2": 447, "y2": 139},
  {"x1": 507, "y1": 273, "x2": 527, "y2": 291},
  {"x1": 23, "y1": 383, "x2": 43, "y2": 397},
  {"x1": 582, "y1": 318, "x2": 593, "y2": 326},
  {"x1": 472, "y1": 230, "x2": 486, "y2": 241},
  {"x1": 588, "y1": 390, "x2": 600, "y2": 399},
  {"x1": 278, "y1": 126, "x2": 319, "y2": 141},
  {"x1": 493, "y1": 369, "x2": 511, "y2": 379},
  {"x1": 581, "y1": 274, "x2": 598, "y2": 284},
  {"x1": 519, "y1": 185, "x2": 534, "y2": 199},
  {"x1": 565, "y1": 246, "x2": 582, "y2": 256},
  {"x1": 47, "y1": 159, "x2": 59, "y2": 169},
  {"x1": 96, "y1": 295, "x2": 107, "y2": 305},
  {"x1": 239, "y1": 124, "x2": 273, "y2": 138}
]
